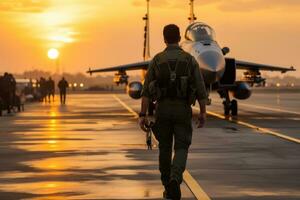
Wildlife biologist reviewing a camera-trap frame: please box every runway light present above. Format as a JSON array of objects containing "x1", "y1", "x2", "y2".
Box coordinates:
[
  {"x1": 73, "y1": 83, "x2": 77, "y2": 87},
  {"x1": 80, "y1": 83, "x2": 84, "y2": 88},
  {"x1": 276, "y1": 83, "x2": 281, "y2": 87}
]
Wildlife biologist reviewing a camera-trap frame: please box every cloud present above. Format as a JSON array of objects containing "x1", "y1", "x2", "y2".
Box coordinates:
[
  {"x1": 131, "y1": 0, "x2": 300, "y2": 12},
  {"x1": 0, "y1": 0, "x2": 51, "y2": 13},
  {"x1": 131, "y1": 0, "x2": 221, "y2": 9},
  {"x1": 132, "y1": 0, "x2": 170, "y2": 8},
  {"x1": 217, "y1": 0, "x2": 300, "y2": 12}
]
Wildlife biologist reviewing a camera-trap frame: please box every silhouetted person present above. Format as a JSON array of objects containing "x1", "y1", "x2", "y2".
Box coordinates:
[
  {"x1": 39, "y1": 77, "x2": 47, "y2": 102},
  {"x1": 58, "y1": 77, "x2": 69, "y2": 104},
  {"x1": 139, "y1": 24, "x2": 207, "y2": 200},
  {"x1": 2, "y1": 73, "x2": 12, "y2": 113},
  {"x1": 0, "y1": 75, "x2": 4, "y2": 114},
  {"x1": 47, "y1": 77, "x2": 55, "y2": 102},
  {"x1": 8, "y1": 74, "x2": 16, "y2": 104}
]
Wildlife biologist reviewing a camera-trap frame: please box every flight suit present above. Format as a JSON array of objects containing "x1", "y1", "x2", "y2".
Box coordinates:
[{"x1": 142, "y1": 45, "x2": 207, "y2": 186}]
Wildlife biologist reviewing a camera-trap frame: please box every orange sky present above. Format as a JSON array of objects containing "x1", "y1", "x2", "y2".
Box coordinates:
[{"x1": 0, "y1": 0, "x2": 299, "y2": 76}]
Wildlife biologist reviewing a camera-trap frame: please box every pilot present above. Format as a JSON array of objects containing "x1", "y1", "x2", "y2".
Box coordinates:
[
  {"x1": 198, "y1": 27, "x2": 210, "y2": 40},
  {"x1": 139, "y1": 24, "x2": 207, "y2": 200}
]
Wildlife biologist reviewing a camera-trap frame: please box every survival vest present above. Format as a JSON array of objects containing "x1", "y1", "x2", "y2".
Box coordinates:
[{"x1": 149, "y1": 50, "x2": 197, "y2": 104}]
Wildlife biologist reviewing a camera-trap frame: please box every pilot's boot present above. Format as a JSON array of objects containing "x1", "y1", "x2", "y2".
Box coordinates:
[
  {"x1": 168, "y1": 179, "x2": 181, "y2": 200},
  {"x1": 163, "y1": 185, "x2": 172, "y2": 200}
]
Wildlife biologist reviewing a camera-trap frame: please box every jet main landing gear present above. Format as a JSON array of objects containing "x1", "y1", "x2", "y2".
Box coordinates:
[
  {"x1": 219, "y1": 90, "x2": 238, "y2": 116},
  {"x1": 223, "y1": 99, "x2": 238, "y2": 116}
]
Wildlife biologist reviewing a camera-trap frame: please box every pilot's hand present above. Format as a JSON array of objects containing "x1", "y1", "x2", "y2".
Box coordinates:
[
  {"x1": 197, "y1": 113, "x2": 206, "y2": 128},
  {"x1": 139, "y1": 116, "x2": 148, "y2": 132}
]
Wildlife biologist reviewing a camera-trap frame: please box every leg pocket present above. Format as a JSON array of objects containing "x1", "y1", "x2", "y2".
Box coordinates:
[{"x1": 174, "y1": 120, "x2": 193, "y2": 150}]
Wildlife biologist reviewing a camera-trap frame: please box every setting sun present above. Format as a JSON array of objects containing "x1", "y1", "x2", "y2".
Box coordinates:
[{"x1": 47, "y1": 48, "x2": 59, "y2": 60}]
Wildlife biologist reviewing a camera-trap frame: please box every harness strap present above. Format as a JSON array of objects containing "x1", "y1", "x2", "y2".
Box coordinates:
[{"x1": 156, "y1": 52, "x2": 190, "y2": 82}]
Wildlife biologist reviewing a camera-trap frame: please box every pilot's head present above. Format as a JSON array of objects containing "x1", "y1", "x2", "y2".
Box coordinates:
[{"x1": 163, "y1": 24, "x2": 181, "y2": 44}]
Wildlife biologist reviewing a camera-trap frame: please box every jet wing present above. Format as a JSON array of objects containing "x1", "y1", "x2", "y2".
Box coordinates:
[
  {"x1": 234, "y1": 59, "x2": 295, "y2": 73},
  {"x1": 87, "y1": 61, "x2": 150, "y2": 75}
]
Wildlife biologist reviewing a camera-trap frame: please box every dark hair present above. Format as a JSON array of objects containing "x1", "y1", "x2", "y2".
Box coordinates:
[{"x1": 163, "y1": 24, "x2": 180, "y2": 44}]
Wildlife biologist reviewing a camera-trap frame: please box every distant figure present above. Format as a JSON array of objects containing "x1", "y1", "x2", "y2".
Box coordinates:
[
  {"x1": 39, "y1": 77, "x2": 47, "y2": 102},
  {"x1": 8, "y1": 74, "x2": 16, "y2": 103},
  {"x1": 58, "y1": 77, "x2": 69, "y2": 104},
  {"x1": 2, "y1": 73, "x2": 13, "y2": 113},
  {"x1": 47, "y1": 77, "x2": 55, "y2": 102},
  {"x1": 0, "y1": 75, "x2": 5, "y2": 114}
]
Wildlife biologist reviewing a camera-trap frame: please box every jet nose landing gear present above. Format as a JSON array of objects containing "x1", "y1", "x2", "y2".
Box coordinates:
[
  {"x1": 223, "y1": 99, "x2": 238, "y2": 116},
  {"x1": 218, "y1": 88, "x2": 238, "y2": 116}
]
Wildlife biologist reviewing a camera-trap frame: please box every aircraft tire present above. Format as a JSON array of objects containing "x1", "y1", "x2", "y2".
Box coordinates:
[{"x1": 231, "y1": 100, "x2": 238, "y2": 116}]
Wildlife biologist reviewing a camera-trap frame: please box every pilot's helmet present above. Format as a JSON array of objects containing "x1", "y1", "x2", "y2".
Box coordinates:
[{"x1": 198, "y1": 27, "x2": 208, "y2": 35}]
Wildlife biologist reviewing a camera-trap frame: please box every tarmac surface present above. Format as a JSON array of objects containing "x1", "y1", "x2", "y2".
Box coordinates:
[{"x1": 0, "y1": 92, "x2": 299, "y2": 200}]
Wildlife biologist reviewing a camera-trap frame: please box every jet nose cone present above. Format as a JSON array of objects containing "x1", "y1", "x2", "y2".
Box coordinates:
[
  {"x1": 197, "y1": 51, "x2": 226, "y2": 84},
  {"x1": 198, "y1": 51, "x2": 225, "y2": 72}
]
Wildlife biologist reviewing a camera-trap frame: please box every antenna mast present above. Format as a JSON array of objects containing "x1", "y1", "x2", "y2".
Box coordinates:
[
  {"x1": 188, "y1": 0, "x2": 197, "y2": 24},
  {"x1": 143, "y1": 0, "x2": 150, "y2": 61}
]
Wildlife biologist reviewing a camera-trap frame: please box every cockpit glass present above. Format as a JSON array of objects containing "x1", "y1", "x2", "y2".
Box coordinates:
[{"x1": 185, "y1": 22, "x2": 216, "y2": 42}]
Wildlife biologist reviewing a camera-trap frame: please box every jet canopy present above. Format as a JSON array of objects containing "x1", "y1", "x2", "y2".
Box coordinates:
[{"x1": 185, "y1": 22, "x2": 216, "y2": 42}]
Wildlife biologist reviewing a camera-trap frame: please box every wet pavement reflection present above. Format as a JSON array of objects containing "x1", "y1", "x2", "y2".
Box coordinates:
[{"x1": 0, "y1": 94, "x2": 195, "y2": 200}]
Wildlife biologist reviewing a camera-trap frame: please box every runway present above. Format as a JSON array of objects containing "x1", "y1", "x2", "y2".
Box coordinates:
[{"x1": 0, "y1": 92, "x2": 299, "y2": 200}]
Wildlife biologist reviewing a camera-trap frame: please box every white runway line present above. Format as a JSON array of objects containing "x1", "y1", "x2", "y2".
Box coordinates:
[{"x1": 113, "y1": 95, "x2": 212, "y2": 200}]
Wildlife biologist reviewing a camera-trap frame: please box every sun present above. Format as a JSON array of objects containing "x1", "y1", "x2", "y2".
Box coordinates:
[{"x1": 48, "y1": 48, "x2": 59, "y2": 60}]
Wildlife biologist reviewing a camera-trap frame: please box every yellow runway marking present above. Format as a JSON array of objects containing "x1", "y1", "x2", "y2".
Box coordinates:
[
  {"x1": 183, "y1": 171, "x2": 211, "y2": 200},
  {"x1": 214, "y1": 100, "x2": 300, "y2": 115},
  {"x1": 113, "y1": 95, "x2": 212, "y2": 200},
  {"x1": 195, "y1": 108, "x2": 300, "y2": 144}
]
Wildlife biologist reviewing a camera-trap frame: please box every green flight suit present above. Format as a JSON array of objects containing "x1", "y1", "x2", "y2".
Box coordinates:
[{"x1": 142, "y1": 45, "x2": 207, "y2": 186}]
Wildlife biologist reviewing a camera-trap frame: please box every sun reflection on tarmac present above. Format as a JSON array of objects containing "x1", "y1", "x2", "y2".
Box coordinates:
[{"x1": 0, "y1": 94, "x2": 187, "y2": 199}]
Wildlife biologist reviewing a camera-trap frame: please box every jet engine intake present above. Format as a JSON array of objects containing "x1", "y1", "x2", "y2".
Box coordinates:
[
  {"x1": 127, "y1": 81, "x2": 143, "y2": 99},
  {"x1": 230, "y1": 82, "x2": 252, "y2": 100}
]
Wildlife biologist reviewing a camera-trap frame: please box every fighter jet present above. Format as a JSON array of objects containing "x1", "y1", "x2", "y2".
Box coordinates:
[{"x1": 87, "y1": 0, "x2": 295, "y2": 116}]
